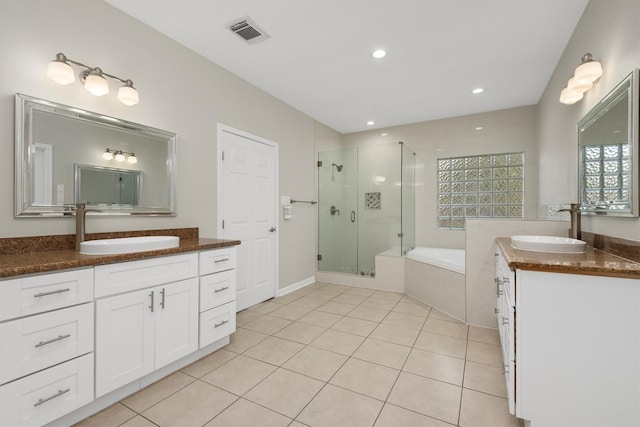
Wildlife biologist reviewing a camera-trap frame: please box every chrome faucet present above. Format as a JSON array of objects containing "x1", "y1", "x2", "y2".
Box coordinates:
[
  {"x1": 75, "y1": 203, "x2": 101, "y2": 251},
  {"x1": 557, "y1": 203, "x2": 582, "y2": 240}
]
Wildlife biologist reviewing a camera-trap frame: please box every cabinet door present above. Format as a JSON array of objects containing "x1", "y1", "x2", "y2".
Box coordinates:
[
  {"x1": 155, "y1": 278, "x2": 199, "y2": 369},
  {"x1": 95, "y1": 288, "x2": 154, "y2": 397}
]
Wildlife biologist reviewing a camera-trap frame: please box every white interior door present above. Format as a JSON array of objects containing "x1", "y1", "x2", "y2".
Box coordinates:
[{"x1": 219, "y1": 126, "x2": 278, "y2": 311}]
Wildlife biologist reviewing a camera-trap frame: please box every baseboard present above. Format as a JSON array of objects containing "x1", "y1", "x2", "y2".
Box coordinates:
[{"x1": 277, "y1": 276, "x2": 315, "y2": 296}]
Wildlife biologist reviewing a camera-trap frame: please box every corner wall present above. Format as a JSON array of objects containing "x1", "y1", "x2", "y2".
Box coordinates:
[{"x1": 340, "y1": 106, "x2": 539, "y2": 249}]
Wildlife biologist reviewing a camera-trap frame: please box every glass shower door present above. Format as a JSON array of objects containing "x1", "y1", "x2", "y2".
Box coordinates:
[
  {"x1": 318, "y1": 149, "x2": 357, "y2": 273},
  {"x1": 401, "y1": 143, "x2": 416, "y2": 255},
  {"x1": 357, "y1": 144, "x2": 402, "y2": 275}
]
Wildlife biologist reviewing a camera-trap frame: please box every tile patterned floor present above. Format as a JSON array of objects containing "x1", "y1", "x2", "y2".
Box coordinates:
[{"x1": 75, "y1": 283, "x2": 523, "y2": 427}]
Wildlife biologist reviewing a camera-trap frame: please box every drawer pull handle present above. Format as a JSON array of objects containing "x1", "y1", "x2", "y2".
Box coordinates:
[
  {"x1": 35, "y1": 334, "x2": 71, "y2": 348},
  {"x1": 214, "y1": 320, "x2": 229, "y2": 328},
  {"x1": 214, "y1": 286, "x2": 229, "y2": 293},
  {"x1": 34, "y1": 388, "x2": 70, "y2": 407},
  {"x1": 33, "y1": 288, "x2": 70, "y2": 298},
  {"x1": 214, "y1": 258, "x2": 230, "y2": 264}
]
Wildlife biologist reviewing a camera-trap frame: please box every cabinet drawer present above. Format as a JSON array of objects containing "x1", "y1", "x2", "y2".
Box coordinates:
[
  {"x1": 199, "y1": 301, "x2": 236, "y2": 348},
  {"x1": 200, "y1": 270, "x2": 236, "y2": 312},
  {"x1": 0, "y1": 269, "x2": 93, "y2": 322},
  {"x1": 95, "y1": 253, "x2": 198, "y2": 297},
  {"x1": 0, "y1": 353, "x2": 93, "y2": 427},
  {"x1": 0, "y1": 303, "x2": 94, "y2": 386},
  {"x1": 199, "y1": 247, "x2": 237, "y2": 276}
]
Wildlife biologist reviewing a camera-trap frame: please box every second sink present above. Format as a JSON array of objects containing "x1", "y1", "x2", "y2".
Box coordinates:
[
  {"x1": 80, "y1": 236, "x2": 180, "y2": 255},
  {"x1": 510, "y1": 235, "x2": 586, "y2": 253}
]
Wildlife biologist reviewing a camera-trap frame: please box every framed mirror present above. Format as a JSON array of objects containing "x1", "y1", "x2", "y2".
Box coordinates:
[
  {"x1": 578, "y1": 69, "x2": 639, "y2": 216},
  {"x1": 15, "y1": 94, "x2": 177, "y2": 216}
]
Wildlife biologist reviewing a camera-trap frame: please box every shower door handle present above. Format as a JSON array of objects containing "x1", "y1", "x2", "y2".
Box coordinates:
[{"x1": 350, "y1": 211, "x2": 356, "y2": 222}]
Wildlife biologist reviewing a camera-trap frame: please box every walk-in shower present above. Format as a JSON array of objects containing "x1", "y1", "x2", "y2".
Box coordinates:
[{"x1": 318, "y1": 142, "x2": 416, "y2": 276}]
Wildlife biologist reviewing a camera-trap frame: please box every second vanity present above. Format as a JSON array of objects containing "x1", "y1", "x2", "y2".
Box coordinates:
[
  {"x1": 495, "y1": 238, "x2": 640, "y2": 427},
  {"x1": 0, "y1": 229, "x2": 240, "y2": 426}
]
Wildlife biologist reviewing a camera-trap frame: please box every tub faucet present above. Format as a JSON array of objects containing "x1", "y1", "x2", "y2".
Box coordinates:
[
  {"x1": 557, "y1": 203, "x2": 582, "y2": 240},
  {"x1": 75, "y1": 203, "x2": 101, "y2": 251}
]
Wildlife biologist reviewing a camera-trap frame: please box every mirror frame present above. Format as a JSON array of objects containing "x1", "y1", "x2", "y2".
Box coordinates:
[
  {"x1": 578, "y1": 69, "x2": 640, "y2": 217},
  {"x1": 15, "y1": 93, "x2": 177, "y2": 217}
]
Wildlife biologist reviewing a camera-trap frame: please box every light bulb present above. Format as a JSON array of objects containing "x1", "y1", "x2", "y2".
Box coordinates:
[
  {"x1": 118, "y1": 81, "x2": 139, "y2": 106},
  {"x1": 574, "y1": 59, "x2": 603, "y2": 84},
  {"x1": 47, "y1": 54, "x2": 75, "y2": 85},
  {"x1": 83, "y1": 70, "x2": 109, "y2": 96},
  {"x1": 115, "y1": 151, "x2": 126, "y2": 162},
  {"x1": 559, "y1": 87, "x2": 583, "y2": 105},
  {"x1": 372, "y1": 49, "x2": 386, "y2": 59},
  {"x1": 127, "y1": 154, "x2": 138, "y2": 164},
  {"x1": 102, "y1": 149, "x2": 113, "y2": 160},
  {"x1": 568, "y1": 76, "x2": 592, "y2": 94}
]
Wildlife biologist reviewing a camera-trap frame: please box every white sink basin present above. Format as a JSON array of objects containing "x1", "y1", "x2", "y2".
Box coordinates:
[
  {"x1": 510, "y1": 235, "x2": 586, "y2": 253},
  {"x1": 80, "y1": 236, "x2": 180, "y2": 255}
]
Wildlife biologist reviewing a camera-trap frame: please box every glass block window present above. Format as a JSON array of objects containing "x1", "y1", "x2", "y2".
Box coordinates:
[
  {"x1": 437, "y1": 152, "x2": 525, "y2": 229},
  {"x1": 581, "y1": 144, "x2": 631, "y2": 212}
]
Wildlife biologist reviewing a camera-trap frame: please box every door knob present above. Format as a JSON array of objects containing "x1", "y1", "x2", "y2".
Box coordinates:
[{"x1": 269, "y1": 227, "x2": 276, "y2": 232}]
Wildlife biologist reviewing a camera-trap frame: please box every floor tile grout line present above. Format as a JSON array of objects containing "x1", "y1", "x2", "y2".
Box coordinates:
[
  {"x1": 456, "y1": 327, "x2": 471, "y2": 426},
  {"x1": 106, "y1": 282, "x2": 507, "y2": 427}
]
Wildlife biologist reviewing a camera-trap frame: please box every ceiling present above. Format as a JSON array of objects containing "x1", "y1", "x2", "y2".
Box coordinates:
[{"x1": 105, "y1": 0, "x2": 588, "y2": 134}]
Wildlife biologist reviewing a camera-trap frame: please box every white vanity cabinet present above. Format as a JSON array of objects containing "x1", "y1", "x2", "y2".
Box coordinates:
[
  {"x1": 0, "y1": 269, "x2": 94, "y2": 426},
  {"x1": 198, "y1": 247, "x2": 237, "y2": 348},
  {"x1": 495, "y1": 248, "x2": 640, "y2": 427},
  {"x1": 494, "y1": 250, "x2": 515, "y2": 414},
  {"x1": 94, "y1": 254, "x2": 199, "y2": 397}
]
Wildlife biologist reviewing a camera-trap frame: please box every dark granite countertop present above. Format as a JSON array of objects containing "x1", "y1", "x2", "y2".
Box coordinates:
[
  {"x1": 496, "y1": 237, "x2": 640, "y2": 279},
  {"x1": 0, "y1": 228, "x2": 240, "y2": 279}
]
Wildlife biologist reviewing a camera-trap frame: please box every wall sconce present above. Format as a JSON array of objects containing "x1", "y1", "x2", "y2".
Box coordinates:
[
  {"x1": 103, "y1": 148, "x2": 137, "y2": 164},
  {"x1": 559, "y1": 53, "x2": 603, "y2": 105},
  {"x1": 47, "y1": 53, "x2": 140, "y2": 106}
]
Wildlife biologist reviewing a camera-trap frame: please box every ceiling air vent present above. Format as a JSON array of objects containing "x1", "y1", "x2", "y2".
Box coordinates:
[{"x1": 226, "y1": 16, "x2": 270, "y2": 44}]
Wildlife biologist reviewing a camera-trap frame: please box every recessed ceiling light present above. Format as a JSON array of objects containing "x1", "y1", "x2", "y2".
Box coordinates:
[
  {"x1": 475, "y1": 126, "x2": 484, "y2": 130},
  {"x1": 472, "y1": 88, "x2": 484, "y2": 94},
  {"x1": 372, "y1": 49, "x2": 386, "y2": 59},
  {"x1": 366, "y1": 120, "x2": 375, "y2": 126},
  {"x1": 380, "y1": 133, "x2": 388, "y2": 136}
]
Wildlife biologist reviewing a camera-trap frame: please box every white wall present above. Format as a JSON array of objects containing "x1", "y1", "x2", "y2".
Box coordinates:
[
  {"x1": 341, "y1": 105, "x2": 539, "y2": 249},
  {"x1": 538, "y1": 0, "x2": 640, "y2": 239},
  {"x1": 0, "y1": 0, "x2": 316, "y2": 290}
]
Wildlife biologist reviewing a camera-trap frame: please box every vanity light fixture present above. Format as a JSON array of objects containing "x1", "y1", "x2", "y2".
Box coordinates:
[
  {"x1": 47, "y1": 53, "x2": 140, "y2": 106},
  {"x1": 559, "y1": 53, "x2": 603, "y2": 105},
  {"x1": 103, "y1": 148, "x2": 137, "y2": 164}
]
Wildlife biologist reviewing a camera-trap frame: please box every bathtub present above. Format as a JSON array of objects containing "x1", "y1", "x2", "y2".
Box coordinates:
[
  {"x1": 404, "y1": 247, "x2": 466, "y2": 322},
  {"x1": 405, "y1": 247, "x2": 465, "y2": 274}
]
